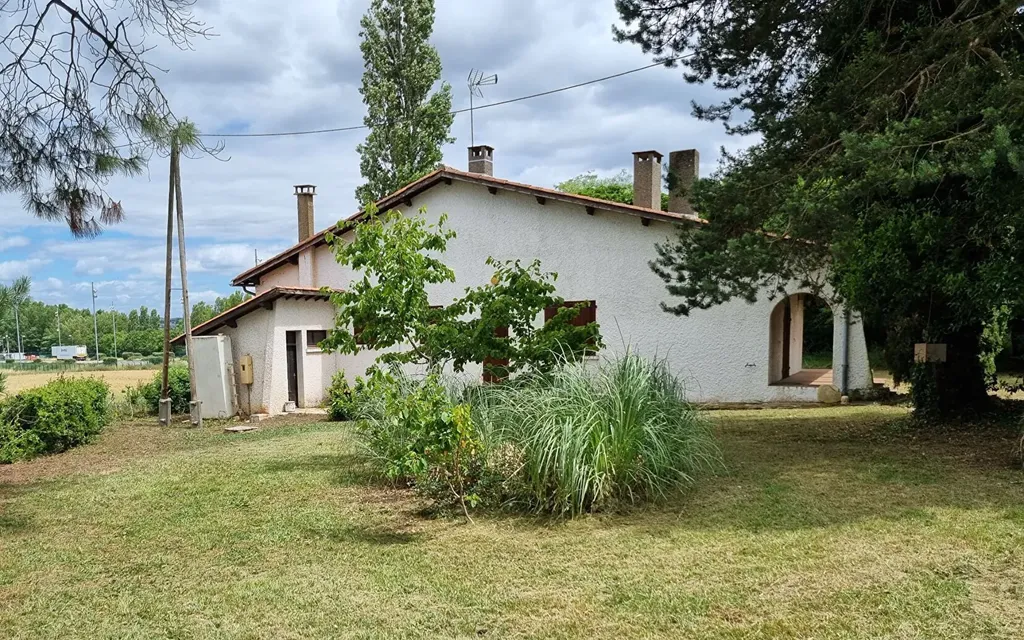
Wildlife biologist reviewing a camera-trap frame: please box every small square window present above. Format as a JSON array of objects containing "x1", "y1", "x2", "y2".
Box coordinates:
[{"x1": 306, "y1": 329, "x2": 328, "y2": 348}]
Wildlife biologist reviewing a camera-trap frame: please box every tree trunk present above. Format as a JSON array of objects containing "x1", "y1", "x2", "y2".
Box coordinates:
[{"x1": 912, "y1": 325, "x2": 991, "y2": 420}]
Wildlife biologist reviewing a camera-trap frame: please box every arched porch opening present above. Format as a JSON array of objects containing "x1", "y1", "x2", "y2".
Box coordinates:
[{"x1": 769, "y1": 293, "x2": 835, "y2": 386}]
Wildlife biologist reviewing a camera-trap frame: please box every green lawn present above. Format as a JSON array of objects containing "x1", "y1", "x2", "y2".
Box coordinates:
[{"x1": 1, "y1": 407, "x2": 1022, "y2": 639}]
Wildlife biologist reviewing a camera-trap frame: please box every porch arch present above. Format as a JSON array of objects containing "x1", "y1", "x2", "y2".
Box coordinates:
[{"x1": 768, "y1": 292, "x2": 836, "y2": 387}]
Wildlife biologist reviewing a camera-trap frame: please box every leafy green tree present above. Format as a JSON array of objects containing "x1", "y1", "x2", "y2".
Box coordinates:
[
  {"x1": 323, "y1": 205, "x2": 601, "y2": 378},
  {"x1": 556, "y1": 171, "x2": 669, "y2": 210},
  {"x1": 0, "y1": 297, "x2": 167, "y2": 357},
  {"x1": 355, "y1": 0, "x2": 454, "y2": 204},
  {"x1": 615, "y1": 0, "x2": 1024, "y2": 417},
  {"x1": 188, "y1": 293, "x2": 249, "y2": 329},
  {"x1": 214, "y1": 291, "x2": 248, "y2": 313},
  {"x1": 189, "y1": 302, "x2": 216, "y2": 328}
]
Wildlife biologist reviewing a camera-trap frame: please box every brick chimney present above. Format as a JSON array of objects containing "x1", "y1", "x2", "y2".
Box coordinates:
[
  {"x1": 668, "y1": 150, "x2": 699, "y2": 216},
  {"x1": 632, "y1": 150, "x2": 663, "y2": 211},
  {"x1": 468, "y1": 145, "x2": 494, "y2": 176},
  {"x1": 295, "y1": 185, "x2": 316, "y2": 242}
]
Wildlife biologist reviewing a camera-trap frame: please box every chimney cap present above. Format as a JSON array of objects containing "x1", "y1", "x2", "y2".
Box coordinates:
[
  {"x1": 469, "y1": 144, "x2": 495, "y2": 151},
  {"x1": 632, "y1": 150, "x2": 663, "y2": 160},
  {"x1": 294, "y1": 184, "x2": 317, "y2": 195}
]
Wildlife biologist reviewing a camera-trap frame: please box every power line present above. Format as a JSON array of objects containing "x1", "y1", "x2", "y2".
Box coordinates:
[
  {"x1": 197, "y1": 56, "x2": 691, "y2": 141},
  {"x1": 110, "y1": 55, "x2": 688, "y2": 149}
]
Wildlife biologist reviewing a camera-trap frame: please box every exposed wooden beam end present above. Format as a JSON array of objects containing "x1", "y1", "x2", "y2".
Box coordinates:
[
  {"x1": 487, "y1": 186, "x2": 499, "y2": 195},
  {"x1": 585, "y1": 206, "x2": 595, "y2": 216},
  {"x1": 536, "y1": 196, "x2": 546, "y2": 205},
  {"x1": 641, "y1": 218, "x2": 651, "y2": 227}
]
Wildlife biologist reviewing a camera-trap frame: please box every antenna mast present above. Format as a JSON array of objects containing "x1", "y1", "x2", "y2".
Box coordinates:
[{"x1": 467, "y1": 69, "x2": 498, "y2": 147}]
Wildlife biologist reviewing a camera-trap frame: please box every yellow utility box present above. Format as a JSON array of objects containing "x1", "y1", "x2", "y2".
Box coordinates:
[{"x1": 239, "y1": 355, "x2": 254, "y2": 385}]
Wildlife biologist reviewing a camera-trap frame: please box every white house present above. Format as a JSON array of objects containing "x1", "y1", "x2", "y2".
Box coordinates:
[{"x1": 177, "y1": 145, "x2": 875, "y2": 415}]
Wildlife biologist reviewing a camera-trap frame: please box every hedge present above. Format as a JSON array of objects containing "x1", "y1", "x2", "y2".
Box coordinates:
[{"x1": 0, "y1": 377, "x2": 112, "y2": 463}]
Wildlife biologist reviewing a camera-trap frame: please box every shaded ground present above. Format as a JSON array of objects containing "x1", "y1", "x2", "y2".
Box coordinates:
[
  {"x1": 1, "y1": 368, "x2": 157, "y2": 395},
  {"x1": 0, "y1": 407, "x2": 1021, "y2": 639}
]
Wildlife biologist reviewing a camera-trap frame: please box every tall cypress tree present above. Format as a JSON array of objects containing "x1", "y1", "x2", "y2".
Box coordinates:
[{"x1": 355, "y1": 0, "x2": 454, "y2": 204}]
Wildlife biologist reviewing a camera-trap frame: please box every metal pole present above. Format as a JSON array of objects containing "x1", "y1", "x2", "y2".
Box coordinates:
[
  {"x1": 469, "y1": 90, "x2": 475, "y2": 148},
  {"x1": 111, "y1": 303, "x2": 117, "y2": 361},
  {"x1": 173, "y1": 137, "x2": 202, "y2": 428},
  {"x1": 56, "y1": 307, "x2": 61, "y2": 346},
  {"x1": 91, "y1": 282, "x2": 100, "y2": 360},
  {"x1": 14, "y1": 302, "x2": 21, "y2": 355}
]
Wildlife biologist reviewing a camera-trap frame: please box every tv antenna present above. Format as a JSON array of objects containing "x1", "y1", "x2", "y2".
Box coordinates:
[{"x1": 467, "y1": 69, "x2": 498, "y2": 147}]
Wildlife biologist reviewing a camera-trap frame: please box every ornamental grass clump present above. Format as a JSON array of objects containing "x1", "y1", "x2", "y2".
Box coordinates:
[{"x1": 478, "y1": 353, "x2": 720, "y2": 515}]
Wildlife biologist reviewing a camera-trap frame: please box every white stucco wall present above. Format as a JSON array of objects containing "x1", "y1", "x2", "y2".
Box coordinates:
[
  {"x1": 255, "y1": 262, "x2": 300, "y2": 294},
  {"x1": 234, "y1": 179, "x2": 873, "y2": 411},
  {"x1": 298, "y1": 247, "x2": 316, "y2": 287},
  {"x1": 215, "y1": 298, "x2": 346, "y2": 415}
]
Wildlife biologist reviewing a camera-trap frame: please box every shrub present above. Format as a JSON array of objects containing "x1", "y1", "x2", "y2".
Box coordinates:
[
  {"x1": 326, "y1": 371, "x2": 370, "y2": 422},
  {"x1": 476, "y1": 353, "x2": 720, "y2": 515},
  {"x1": 139, "y1": 366, "x2": 191, "y2": 414},
  {"x1": 356, "y1": 371, "x2": 485, "y2": 516},
  {"x1": 102, "y1": 357, "x2": 118, "y2": 366},
  {"x1": 147, "y1": 355, "x2": 164, "y2": 365},
  {"x1": 0, "y1": 377, "x2": 112, "y2": 463},
  {"x1": 0, "y1": 371, "x2": 6, "y2": 396}
]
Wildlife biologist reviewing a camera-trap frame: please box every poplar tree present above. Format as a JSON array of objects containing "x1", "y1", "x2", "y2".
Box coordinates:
[{"x1": 355, "y1": 0, "x2": 454, "y2": 204}]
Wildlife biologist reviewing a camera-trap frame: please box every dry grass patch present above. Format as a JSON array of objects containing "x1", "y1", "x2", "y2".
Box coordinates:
[
  {"x1": 0, "y1": 405, "x2": 1021, "y2": 639},
  {"x1": 2, "y1": 368, "x2": 157, "y2": 395}
]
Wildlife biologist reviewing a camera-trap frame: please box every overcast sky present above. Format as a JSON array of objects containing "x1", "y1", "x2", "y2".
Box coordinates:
[{"x1": 0, "y1": 0, "x2": 754, "y2": 311}]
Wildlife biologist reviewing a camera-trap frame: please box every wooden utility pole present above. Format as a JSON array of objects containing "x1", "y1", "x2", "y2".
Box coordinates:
[
  {"x1": 173, "y1": 135, "x2": 202, "y2": 428},
  {"x1": 159, "y1": 136, "x2": 176, "y2": 425}
]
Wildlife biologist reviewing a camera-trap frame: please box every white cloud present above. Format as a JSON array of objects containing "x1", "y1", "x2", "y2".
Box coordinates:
[
  {"x1": 191, "y1": 289, "x2": 224, "y2": 303},
  {"x1": 0, "y1": 236, "x2": 30, "y2": 252},
  {"x1": 75, "y1": 257, "x2": 109, "y2": 276},
  {"x1": 0, "y1": 258, "x2": 50, "y2": 280}
]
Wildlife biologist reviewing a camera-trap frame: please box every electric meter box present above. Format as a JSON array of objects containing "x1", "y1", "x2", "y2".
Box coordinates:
[{"x1": 239, "y1": 354, "x2": 254, "y2": 385}]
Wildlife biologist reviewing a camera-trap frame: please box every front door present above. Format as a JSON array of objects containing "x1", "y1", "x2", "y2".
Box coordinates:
[{"x1": 286, "y1": 331, "x2": 299, "y2": 404}]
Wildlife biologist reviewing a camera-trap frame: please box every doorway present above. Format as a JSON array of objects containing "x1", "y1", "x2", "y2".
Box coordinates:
[
  {"x1": 286, "y1": 331, "x2": 299, "y2": 403},
  {"x1": 769, "y1": 293, "x2": 835, "y2": 386}
]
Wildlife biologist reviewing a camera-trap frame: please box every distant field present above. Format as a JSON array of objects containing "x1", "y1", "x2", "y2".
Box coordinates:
[{"x1": 1, "y1": 367, "x2": 157, "y2": 395}]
